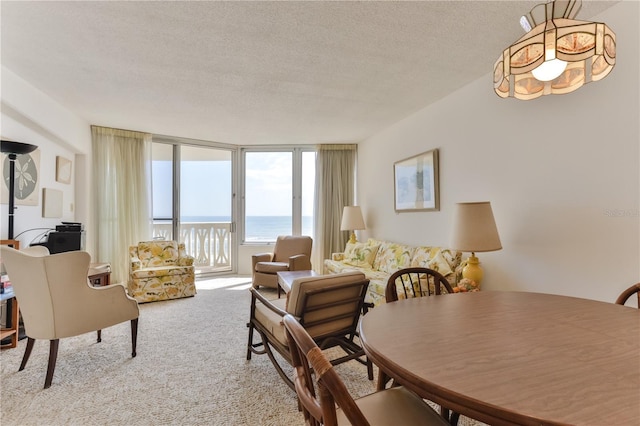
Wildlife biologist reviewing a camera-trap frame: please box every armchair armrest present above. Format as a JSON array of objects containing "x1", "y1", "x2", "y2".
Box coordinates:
[
  {"x1": 251, "y1": 253, "x2": 275, "y2": 276},
  {"x1": 289, "y1": 254, "x2": 311, "y2": 271},
  {"x1": 249, "y1": 287, "x2": 291, "y2": 318},
  {"x1": 177, "y1": 256, "x2": 194, "y2": 266},
  {"x1": 252, "y1": 253, "x2": 274, "y2": 263},
  {"x1": 177, "y1": 244, "x2": 195, "y2": 266},
  {"x1": 331, "y1": 252, "x2": 345, "y2": 261},
  {"x1": 130, "y1": 257, "x2": 141, "y2": 272}
]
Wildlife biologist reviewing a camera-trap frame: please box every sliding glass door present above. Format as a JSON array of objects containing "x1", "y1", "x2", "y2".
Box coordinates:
[{"x1": 152, "y1": 141, "x2": 236, "y2": 275}]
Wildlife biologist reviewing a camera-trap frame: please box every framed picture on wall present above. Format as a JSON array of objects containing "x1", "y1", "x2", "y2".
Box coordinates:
[
  {"x1": 394, "y1": 148, "x2": 439, "y2": 212},
  {"x1": 1, "y1": 149, "x2": 40, "y2": 206},
  {"x1": 56, "y1": 156, "x2": 72, "y2": 184}
]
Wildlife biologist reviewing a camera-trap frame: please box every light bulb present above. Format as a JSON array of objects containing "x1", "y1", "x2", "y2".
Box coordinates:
[{"x1": 532, "y1": 57, "x2": 567, "y2": 82}]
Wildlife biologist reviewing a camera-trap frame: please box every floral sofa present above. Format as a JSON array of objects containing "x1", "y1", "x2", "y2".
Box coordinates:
[
  {"x1": 323, "y1": 238, "x2": 463, "y2": 306},
  {"x1": 128, "y1": 240, "x2": 196, "y2": 303}
]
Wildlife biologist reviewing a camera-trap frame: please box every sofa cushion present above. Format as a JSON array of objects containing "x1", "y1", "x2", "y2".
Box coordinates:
[
  {"x1": 343, "y1": 242, "x2": 380, "y2": 268},
  {"x1": 439, "y1": 249, "x2": 462, "y2": 273},
  {"x1": 411, "y1": 247, "x2": 453, "y2": 276},
  {"x1": 373, "y1": 242, "x2": 415, "y2": 273}
]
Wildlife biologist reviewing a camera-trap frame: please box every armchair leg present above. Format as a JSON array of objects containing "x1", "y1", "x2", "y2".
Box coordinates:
[
  {"x1": 247, "y1": 293, "x2": 257, "y2": 360},
  {"x1": 246, "y1": 321, "x2": 254, "y2": 360},
  {"x1": 19, "y1": 337, "x2": 35, "y2": 371},
  {"x1": 131, "y1": 318, "x2": 138, "y2": 358},
  {"x1": 97, "y1": 330, "x2": 102, "y2": 343},
  {"x1": 44, "y1": 339, "x2": 60, "y2": 389}
]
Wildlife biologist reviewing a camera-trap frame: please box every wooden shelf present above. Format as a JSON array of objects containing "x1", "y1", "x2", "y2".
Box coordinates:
[
  {"x1": 0, "y1": 289, "x2": 19, "y2": 349},
  {"x1": 1, "y1": 240, "x2": 20, "y2": 349}
]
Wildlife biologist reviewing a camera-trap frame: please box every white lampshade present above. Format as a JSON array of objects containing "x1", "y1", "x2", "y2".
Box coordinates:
[
  {"x1": 341, "y1": 206, "x2": 365, "y2": 231},
  {"x1": 449, "y1": 202, "x2": 502, "y2": 253}
]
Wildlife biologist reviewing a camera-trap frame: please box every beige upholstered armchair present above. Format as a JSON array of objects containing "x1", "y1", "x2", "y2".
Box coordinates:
[
  {"x1": 128, "y1": 240, "x2": 196, "y2": 303},
  {"x1": 251, "y1": 235, "x2": 312, "y2": 295},
  {"x1": 0, "y1": 246, "x2": 139, "y2": 389}
]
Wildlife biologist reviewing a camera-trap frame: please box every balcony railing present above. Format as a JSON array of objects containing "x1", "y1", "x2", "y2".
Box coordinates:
[{"x1": 153, "y1": 222, "x2": 232, "y2": 273}]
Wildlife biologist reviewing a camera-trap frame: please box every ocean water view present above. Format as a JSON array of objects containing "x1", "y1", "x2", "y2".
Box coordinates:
[{"x1": 180, "y1": 216, "x2": 313, "y2": 241}]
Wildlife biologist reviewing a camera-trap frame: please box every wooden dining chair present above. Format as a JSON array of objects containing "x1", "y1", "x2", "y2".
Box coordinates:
[
  {"x1": 282, "y1": 314, "x2": 450, "y2": 426},
  {"x1": 384, "y1": 267, "x2": 459, "y2": 425},
  {"x1": 615, "y1": 283, "x2": 640, "y2": 308},
  {"x1": 385, "y1": 267, "x2": 453, "y2": 302}
]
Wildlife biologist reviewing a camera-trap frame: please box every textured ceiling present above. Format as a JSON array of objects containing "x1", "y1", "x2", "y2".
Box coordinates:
[{"x1": 0, "y1": 1, "x2": 618, "y2": 145}]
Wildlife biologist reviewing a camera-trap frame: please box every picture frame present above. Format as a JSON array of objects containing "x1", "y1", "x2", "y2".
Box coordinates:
[
  {"x1": 394, "y1": 148, "x2": 439, "y2": 212},
  {"x1": 1, "y1": 149, "x2": 40, "y2": 206},
  {"x1": 56, "y1": 156, "x2": 72, "y2": 184},
  {"x1": 42, "y1": 188, "x2": 63, "y2": 218}
]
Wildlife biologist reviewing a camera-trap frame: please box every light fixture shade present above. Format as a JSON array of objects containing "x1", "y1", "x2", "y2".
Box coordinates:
[
  {"x1": 1, "y1": 140, "x2": 38, "y2": 155},
  {"x1": 340, "y1": 206, "x2": 366, "y2": 231},
  {"x1": 450, "y1": 202, "x2": 502, "y2": 253},
  {"x1": 494, "y1": 0, "x2": 616, "y2": 100}
]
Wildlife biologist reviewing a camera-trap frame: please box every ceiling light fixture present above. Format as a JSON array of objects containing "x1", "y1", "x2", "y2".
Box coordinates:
[{"x1": 494, "y1": 0, "x2": 616, "y2": 100}]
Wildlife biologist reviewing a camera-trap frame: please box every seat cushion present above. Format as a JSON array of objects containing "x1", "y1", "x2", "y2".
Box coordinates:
[
  {"x1": 342, "y1": 242, "x2": 380, "y2": 268},
  {"x1": 131, "y1": 265, "x2": 194, "y2": 279},
  {"x1": 255, "y1": 262, "x2": 289, "y2": 274},
  {"x1": 254, "y1": 297, "x2": 288, "y2": 347},
  {"x1": 336, "y1": 386, "x2": 449, "y2": 425}
]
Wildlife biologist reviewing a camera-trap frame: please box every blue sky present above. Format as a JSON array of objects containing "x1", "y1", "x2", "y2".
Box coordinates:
[{"x1": 153, "y1": 151, "x2": 314, "y2": 218}]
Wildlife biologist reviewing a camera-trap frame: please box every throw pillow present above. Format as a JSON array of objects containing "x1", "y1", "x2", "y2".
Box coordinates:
[
  {"x1": 343, "y1": 242, "x2": 380, "y2": 268},
  {"x1": 427, "y1": 250, "x2": 453, "y2": 276},
  {"x1": 410, "y1": 246, "x2": 434, "y2": 268}
]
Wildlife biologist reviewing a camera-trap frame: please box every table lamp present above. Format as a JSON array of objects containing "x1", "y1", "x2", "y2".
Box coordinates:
[
  {"x1": 1, "y1": 140, "x2": 39, "y2": 239},
  {"x1": 449, "y1": 201, "x2": 502, "y2": 285},
  {"x1": 341, "y1": 206, "x2": 365, "y2": 244}
]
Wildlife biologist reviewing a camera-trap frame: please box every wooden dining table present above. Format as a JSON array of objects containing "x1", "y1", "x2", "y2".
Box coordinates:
[{"x1": 358, "y1": 291, "x2": 640, "y2": 426}]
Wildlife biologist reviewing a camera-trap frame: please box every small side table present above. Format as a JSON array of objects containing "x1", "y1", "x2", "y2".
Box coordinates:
[
  {"x1": 0, "y1": 288, "x2": 19, "y2": 349},
  {"x1": 88, "y1": 263, "x2": 111, "y2": 287},
  {"x1": 277, "y1": 270, "x2": 318, "y2": 295}
]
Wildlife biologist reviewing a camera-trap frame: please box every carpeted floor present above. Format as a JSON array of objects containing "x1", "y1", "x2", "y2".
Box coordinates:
[{"x1": 1, "y1": 277, "x2": 484, "y2": 426}]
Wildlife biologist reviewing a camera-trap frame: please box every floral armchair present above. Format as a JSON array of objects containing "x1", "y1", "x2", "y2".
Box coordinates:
[{"x1": 127, "y1": 240, "x2": 196, "y2": 303}]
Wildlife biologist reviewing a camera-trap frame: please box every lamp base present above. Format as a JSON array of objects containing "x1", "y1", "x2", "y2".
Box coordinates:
[
  {"x1": 348, "y1": 232, "x2": 358, "y2": 244},
  {"x1": 462, "y1": 253, "x2": 483, "y2": 285}
]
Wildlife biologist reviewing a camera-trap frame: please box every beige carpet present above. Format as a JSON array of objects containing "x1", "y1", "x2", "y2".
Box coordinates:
[{"x1": 1, "y1": 277, "x2": 484, "y2": 426}]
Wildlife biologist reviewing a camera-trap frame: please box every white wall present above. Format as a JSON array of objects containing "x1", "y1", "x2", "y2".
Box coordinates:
[
  {"x1": 358, "y1": 2, "x2": 639, "y2": 303},
  {"x1": 1, "y1": 67, "x2": 93, "y2": 253}
]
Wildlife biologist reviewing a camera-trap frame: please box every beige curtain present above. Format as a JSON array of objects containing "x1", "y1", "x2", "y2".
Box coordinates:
[
  {"x1": 312, "y1": 144, "x2": 357, "y2": 272},
  {"x1": 91, "y1": 126, "x2": 152, "y2": 284}
]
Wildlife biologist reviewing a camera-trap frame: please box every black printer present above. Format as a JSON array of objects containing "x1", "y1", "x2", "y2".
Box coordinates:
[{"x1": 31, "y1": 222, "x2": 85, "y2": 254}]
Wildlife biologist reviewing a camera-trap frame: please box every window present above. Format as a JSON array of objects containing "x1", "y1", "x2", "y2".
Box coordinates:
[
  {"x1": 152, "y1": 140, "x2": 235, "y2": 274},
  {"x1": 243, "y1": 148, "x2": 315, "y2": 243}
]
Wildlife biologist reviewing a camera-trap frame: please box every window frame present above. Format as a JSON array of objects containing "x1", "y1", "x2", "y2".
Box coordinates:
[{"x1": 240, "y1": 146, "x2": 316, "y2": 244}]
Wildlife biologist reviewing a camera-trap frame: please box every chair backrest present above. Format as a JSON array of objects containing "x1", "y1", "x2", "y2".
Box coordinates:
[
  {"x1": 615, "y1": 283, "x2": 640, "y2": 308},
  {"x1": 286, "y1": 272, "x2": 369, "y2": 340},
  {"x1": 133, "y1": 240, "x2": 179, "y2": 268},
  {"x1": 0, "y1": 246, "x2": 92, "y2": 339},
  {"x1": 283, "y1": 314, "x2": 369, "y2": 426},
  {"x1": 273, "y1": 235, "x2": 312, "y2": 262},
  {"x1": 386, "y1": 267, "x2": 453, "y2": 302}
]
